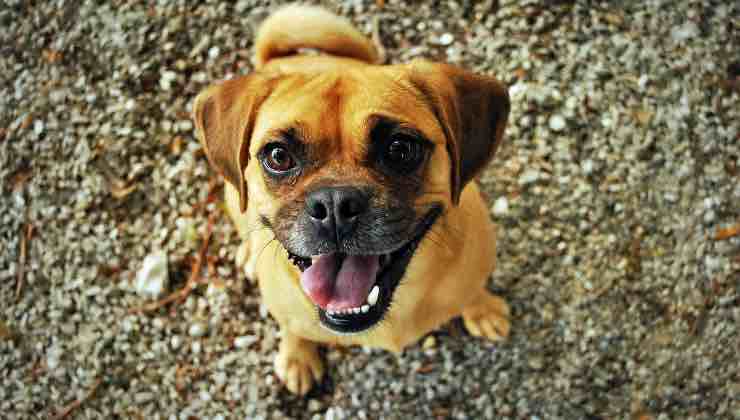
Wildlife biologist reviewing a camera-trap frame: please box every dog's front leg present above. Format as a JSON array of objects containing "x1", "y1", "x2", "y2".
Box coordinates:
[
  {"x1": 274, "y1": 330, "x2": 325, "y2": 395},
  {"x1": 462, "y1": 292, "x2": 511, "y2": 342}
]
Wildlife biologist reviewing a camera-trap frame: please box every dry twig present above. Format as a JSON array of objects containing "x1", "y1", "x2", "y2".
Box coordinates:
[
  {"x1": 51, "y1": 377, "x2": 103, "y2": 420},
  {"x1": 715, "y1": 223, "x2": 740, "y2": 240},
  {"x1": 183, "y1": 177, "x2": 222, "y2": 216},
  {"x1": 372, "y1": 15, "x2": 387, "y2": 65},
  {"x1": 15, "y1": 223, "x2": 34, "y2": 301}
]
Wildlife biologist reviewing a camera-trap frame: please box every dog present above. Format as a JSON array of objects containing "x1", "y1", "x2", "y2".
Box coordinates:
[{"x1": 193, "y1": 5, "x2": 511, "y2": 395}]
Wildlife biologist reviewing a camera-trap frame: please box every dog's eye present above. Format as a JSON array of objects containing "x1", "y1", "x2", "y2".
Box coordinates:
[
  {"x1": 383, "y1": 136, "x2": 425, "y2": 173},
  {"x1": 263, "y1": 144, "x2": 296, "y2": 173}
]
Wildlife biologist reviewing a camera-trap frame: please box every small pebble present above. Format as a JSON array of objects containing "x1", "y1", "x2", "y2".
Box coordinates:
[
  {"x1": 134, "y1": 252, "x2": 169, "y2": 298},
  {"x1": 234, "y1": 335, "x2": 259, "y2": 349},
  {"x1": 492, "y1": 196, "x2": 509, "y2": 216},
  {"x1": 438, "y1": 33, "x2": 454, "y2": 46},
  {"x1": 548, "y1": 114, "x2": 566, "y2": 131},
  {"x1": 519, "y1": 169, "x2": 540, "y2": 185},
  {"x1": 189, "y1": 322, "x2": 208, "y2": 337}
]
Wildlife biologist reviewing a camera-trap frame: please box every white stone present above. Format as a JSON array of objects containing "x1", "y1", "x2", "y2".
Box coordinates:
[
  {"x1": 670, "y1": 21, "x2": 698, "y2": 42},
  {"x1": 509, "y1": 82, "x2": 528, "y2": 99},
  {"x1": 548, "y1": 114, "x2": 566, "y2": 131},
  {"x1": 189, "y1": 322, "x2": 208, "y2": 337},
  {"x1": 492, "y1": 196, "x2": 509, "y2": 216},
  {"x1": 135, "y1": 251, "x2": 169, "y2": 298},
  {"x1": 159, "y1": 70, "x2": 177, "y2": 91},
  {"x1": 234, "y1": 335, "x2": 259, "y2": 349},
  {"x1": 134, "y1": 392, "x2": 154, "y2": 404},
  {"x1": 519, "y1": 169, "x2": 540, "y2": 185},
  {"x1": 46, "y1": 345, "x2": 63, "y2": 370},
  {"x1": 582, "y1": 159, "x2": 594, "y2": 175},
  {"x1": 438, "y1": 33, "x2": 454, "y2": 46},
  {"x1": 208, "y1": 46, "x2": 220, "y2": 59},
  {"x1": 199, "y1": 390, "x2": 212, "y2": 402},
  {"x1": 33, "y1": 119, "x2": 45, "y2": 136},
  {"x1": 638, "y1": 74, "x2": 649, "y2": 90},
  {"x1": 565, "y1": 96, "x2": 578, "y2": 110}
]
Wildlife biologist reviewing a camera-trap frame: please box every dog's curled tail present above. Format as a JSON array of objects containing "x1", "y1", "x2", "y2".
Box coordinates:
[{"x1": 254, "y1": 5, "x2": 379, "y2": 68}]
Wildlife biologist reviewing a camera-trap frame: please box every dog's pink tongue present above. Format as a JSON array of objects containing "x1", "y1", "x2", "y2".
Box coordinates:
[{"x1": 300, "y1": 254, "x2": 379, "y2": 311}]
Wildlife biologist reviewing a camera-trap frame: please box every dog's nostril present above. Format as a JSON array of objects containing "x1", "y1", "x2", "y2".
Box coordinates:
[
  {"x1": 307, "y1": 200, "x2": 329, "y2": 221},
  {"x1": 338, "y1": 197, "x2": 365, "y2": 220}
]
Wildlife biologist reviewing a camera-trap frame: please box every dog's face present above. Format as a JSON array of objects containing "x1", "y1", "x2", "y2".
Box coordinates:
[{"x1": 194, "y1": 60, "x2": 509, "y2": 334}]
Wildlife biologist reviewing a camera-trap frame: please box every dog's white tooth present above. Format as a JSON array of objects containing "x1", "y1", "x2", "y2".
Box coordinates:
[
  {"x1": 361, "y1": 305, "x2": 369, "y2": 313},
  {"x1": 367, "y1": 286, "x2": 379, "y2": 306}
]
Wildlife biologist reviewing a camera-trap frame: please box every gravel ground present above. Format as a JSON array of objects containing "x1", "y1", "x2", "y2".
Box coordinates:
[{"x1": 1, "y1": 1, "x2": 739, "y2": 419}]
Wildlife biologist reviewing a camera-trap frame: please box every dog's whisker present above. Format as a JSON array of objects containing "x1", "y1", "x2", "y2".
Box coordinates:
[
  {"x1": 240, "y1": 227, "x2": 273, "y2": 240},
  {"x1": 254, "y1": 235, "x2": 279, "y2": 264},
  {"x1": 438, "y1": 207, "x2": 467, "y2": 239},
  {"x1": 422, "y1": 229, "x2": 453, "y2": 255},
  {"x1": 272, "y1": 240, "x2": 282, "y2": 268}
]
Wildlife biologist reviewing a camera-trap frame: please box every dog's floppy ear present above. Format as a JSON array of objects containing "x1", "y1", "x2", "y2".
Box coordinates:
[
  {"x1": 409, "y1": 62, "x2": 510, "y2": 204},
  {"x1": 192, "y1": 74, "x2": 277, "y2": 212}
]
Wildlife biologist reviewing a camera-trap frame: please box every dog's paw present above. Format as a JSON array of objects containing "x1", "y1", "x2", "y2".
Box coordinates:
[
  {"x1": 274, "y1": 338, "x2": 324, "y2": 396},
  {"x1": 462, "y1": 293, "x2": 511, "y2": 342}
]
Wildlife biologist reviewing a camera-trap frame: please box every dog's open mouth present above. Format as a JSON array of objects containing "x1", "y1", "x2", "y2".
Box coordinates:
[{"x1": 287, "y1": 206, "x2": 442, "y2": 334}]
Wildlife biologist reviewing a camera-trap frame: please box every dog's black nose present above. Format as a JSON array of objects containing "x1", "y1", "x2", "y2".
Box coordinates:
[{"x1": 305, "y1": 186, "x2": 369, "y2": 241}]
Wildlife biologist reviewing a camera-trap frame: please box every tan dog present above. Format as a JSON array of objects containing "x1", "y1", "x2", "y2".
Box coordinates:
[{"x1": 193, "y1": 5, "x2": 511, "y2": 395}]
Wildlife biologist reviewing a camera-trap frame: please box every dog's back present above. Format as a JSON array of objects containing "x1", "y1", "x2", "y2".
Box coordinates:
[{"x1": 254, "y1": 5, "x2": 379, "y2": 68}]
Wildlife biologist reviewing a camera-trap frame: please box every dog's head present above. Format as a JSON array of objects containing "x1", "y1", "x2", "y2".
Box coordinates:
[{"x1": 194, "y1": 60, "x2": 509, "y2": 334}]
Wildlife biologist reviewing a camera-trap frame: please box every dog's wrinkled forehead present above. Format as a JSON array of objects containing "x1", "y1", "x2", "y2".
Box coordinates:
[{"x1": 249, "y1": 69, "x2": 447, "y2": 156}]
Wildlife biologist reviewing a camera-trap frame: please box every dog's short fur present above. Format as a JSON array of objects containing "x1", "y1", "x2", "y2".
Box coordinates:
[{"x1": 193, "y1": 5, "x2": 511, "y2": 395}]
